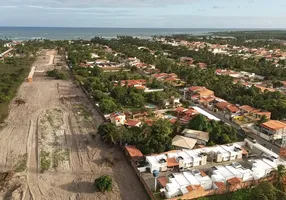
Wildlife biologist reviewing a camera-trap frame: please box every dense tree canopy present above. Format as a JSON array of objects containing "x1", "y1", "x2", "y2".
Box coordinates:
[
  {"x1": 90, "y1": 37, "x2": 286, "y2": 120},
  {"x1": 98, "y1": 119, "x2": 174, "y2": 155},
  {"x1": 188, "y1": 115, "x2": 237, "y2": 145}
]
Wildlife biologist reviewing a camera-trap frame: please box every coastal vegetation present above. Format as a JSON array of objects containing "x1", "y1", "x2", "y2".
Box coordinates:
[{"x1": 0, "y1": 52, "x2": 35, "y2": 123}]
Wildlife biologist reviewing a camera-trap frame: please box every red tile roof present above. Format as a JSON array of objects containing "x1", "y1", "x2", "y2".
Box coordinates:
[
  {"x1": 261, "y1": 120, "x2": 286, "y2": 131},
  {"x1": 227, "y1": 177, "x2": 242, "y2": 185},
  {"x1": 125, "y1": 145, "x2": 143, "y2": 158},
  {"x1": 125, "y1": 119, "x2": 141, "y2": 127},
  {"x1": 176, "y1": 107, "x2": 187, "y2": 113},
  {"x1": 214, "y1": 182, "x2": 225, "y2": 189},
  {"x1": 226, "y1": 105, "x2": 239, "y2": 113},
  {"x1": 215, "y1": 102, "x2": 231, "y2": 110},
  {"x1": 169, "y1": 118, "x2": 177, "y2": 124},
  {"x1": 239, "y1": 105, "x2": 255, "y2": 112},
  {"x1": 185, "y1": 109, "x2": 198, "y2": 116},
  {"x1": 165, "y1": 77, "x2": 177, "y2": 82},
  {"x1": 157, "y1": 177, "x2": 168, "y2": 187},
  {"x1": 167, "y1": 157, "x2": 179, "y2": 167},
  {"x1": 189, "y1": 86, "x2": 204, "y2": 92}
]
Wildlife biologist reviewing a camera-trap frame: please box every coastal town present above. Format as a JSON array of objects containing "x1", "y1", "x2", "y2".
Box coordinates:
[{"x1": 0, "y1": 31, "x2": 286, "y2": 200}]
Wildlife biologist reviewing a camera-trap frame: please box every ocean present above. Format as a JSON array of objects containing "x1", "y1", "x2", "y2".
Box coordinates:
[{"x1": 0, "y1": 27, "x2": 248, "y2": 41}]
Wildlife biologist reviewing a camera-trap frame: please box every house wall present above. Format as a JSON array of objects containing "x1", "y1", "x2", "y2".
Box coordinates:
[{"x1": 168, "y1": 175, "x2": 276, "y2": 200}]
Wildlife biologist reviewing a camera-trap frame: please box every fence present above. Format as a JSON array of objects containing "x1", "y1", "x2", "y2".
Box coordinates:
[
  {"x1": 130, "y1": 160, "x2": 157, "y2": 200},
  {"x1": 67, "y1": 63, "x2": 107, "y2": 122}
]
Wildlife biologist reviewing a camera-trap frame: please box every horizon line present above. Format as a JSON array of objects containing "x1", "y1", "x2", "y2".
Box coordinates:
[{"x1": 0, "y1": 26, "x2": 286, "y2": 30}]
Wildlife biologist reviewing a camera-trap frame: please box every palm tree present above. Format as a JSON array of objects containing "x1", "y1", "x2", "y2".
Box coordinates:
[
  {"x1": 98, "y1": 123, "x2": 118, "y2": 145},
  {"x1": 275, "y1": 164, "x2": 286, "y2": 192},
  {"x1": 256, "y1": 115, "x2": 268, "y2": 125}
]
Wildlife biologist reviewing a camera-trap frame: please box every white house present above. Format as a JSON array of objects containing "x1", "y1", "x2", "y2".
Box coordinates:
[
  {"x1": 110, "y1": 112, "x2": 126, "y2": 126},
  {"x1": 146, "y1": 154, "x2": 168, "y2": 172}
]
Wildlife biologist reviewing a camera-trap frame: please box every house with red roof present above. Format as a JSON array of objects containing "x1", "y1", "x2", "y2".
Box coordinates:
[
  {"x1": 125, "y1": 119, "x2": 142, "y2": 128},
  {"x1": 188, "y1": 86, "x2": 214, "y2": 102},
  {"x1": 124, "y1": 145, "x2": 144, "y2": 162},
  {"x1": 110, "y1": 112, "x2": 126, "y2": 126},
  {"x1": 176, "y1": 107, "x2": 199, "y2": 124}
]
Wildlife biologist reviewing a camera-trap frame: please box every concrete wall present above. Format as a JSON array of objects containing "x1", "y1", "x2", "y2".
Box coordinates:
[{"x1": 169, "y1": 174, "x2": 276, "y2": 200}]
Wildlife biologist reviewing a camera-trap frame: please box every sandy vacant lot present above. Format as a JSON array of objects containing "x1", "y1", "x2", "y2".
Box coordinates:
[{"x1": 0, "y1": 50, "x2": 148, "y2": 200}]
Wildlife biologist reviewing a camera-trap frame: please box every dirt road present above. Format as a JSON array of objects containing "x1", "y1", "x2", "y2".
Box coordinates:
[{"x1": 0, "y1": 50, "x2": 148, "y2": 200}]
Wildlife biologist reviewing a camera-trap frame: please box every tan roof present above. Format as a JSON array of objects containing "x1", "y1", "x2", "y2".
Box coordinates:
[
  {"x1": 172, "y1": 135, "x2": 197, "y2": 149},
  {"x1": 261, "y1": 120, "x2": 286, "y2": 131},
  {"x1": 182, "y1": 129, "x2": 209, "y2": 142}
]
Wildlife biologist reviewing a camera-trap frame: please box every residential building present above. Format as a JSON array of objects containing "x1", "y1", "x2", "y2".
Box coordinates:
[
  {"x1": 260, "y1": 120, "x2": 286, "y2": 140},
  {"x1": 124, "y1": 119, "x2": 142, "y2": 128},
  {"x1": 163, "y1": 97, "x2": 181, "y2": 108},
  {"x1": 146, "y1": 154, "x2": 168, "y2": 172},
  {"x1": 172, "y1": 136, "x2": 198, "y2": 150},
  {"x1": 250, "y1": 109, "x2": 271, "y2": 120},
  {"x1": 110, "y1": 112, "x2": 126, "y2": 126},
  {"x1": 155, "y1": 138, "x2": 284, "y2": 200},
  {"x1": 124, "y1": 145, "x2": 143, "y2": 162},
  {"x1": 182, "y1": 129, "x2": 209, "y2": 145},
  {"x1": 188, "y1": 86, "x2": 214, "y2": 101}
]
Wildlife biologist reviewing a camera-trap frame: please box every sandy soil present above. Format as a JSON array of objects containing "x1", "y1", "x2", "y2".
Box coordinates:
[{"x1": 0, "y1": 49, "x2": 148, "y2": 200}]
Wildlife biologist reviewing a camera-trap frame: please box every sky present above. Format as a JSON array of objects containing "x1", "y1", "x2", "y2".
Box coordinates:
[{"x1": 0, "y1": 0, "x2": 286, "y2": 28}]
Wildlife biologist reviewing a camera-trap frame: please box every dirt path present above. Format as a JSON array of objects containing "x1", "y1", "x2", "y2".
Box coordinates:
[{"x1": 0, "y1": 49, "x2": 149, "y2": 200}]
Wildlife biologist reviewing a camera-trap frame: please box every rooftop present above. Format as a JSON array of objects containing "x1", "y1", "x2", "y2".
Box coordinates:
[
  {"x1": 172, "y1": 135, "x2": 197, "y2": 149},
  {"x1": 125, "y1": 119, "x2": 141, "y2": 127},
  {"x1": 239, "y1": 105, "x2": 255, "y2": 112},
  {"x1": 215, "y1": 102, "x2": 231, "y2": 110},
  {"x1": 227, "y1": 177, "x2": 242, "y2": 185},
  {"x1": 182, "y1": 129, "x2": 209, "y2": 142},
  {"x1": 125, "y1": 145, "x2": 143, "y2": 158},
  {"x1": 261, "y1": 120, "x2": 286, "y2": 131},
  {"x1": 167, "y1": 157, "x2": 179, "y2": 167}
]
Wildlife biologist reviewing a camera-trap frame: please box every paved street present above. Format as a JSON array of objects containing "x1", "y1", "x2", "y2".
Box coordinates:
[{"x1": 195, "y1": 104, "x2": 281, "y2": 154}]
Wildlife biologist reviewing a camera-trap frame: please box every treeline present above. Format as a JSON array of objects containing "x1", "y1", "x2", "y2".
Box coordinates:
[
  {"x1": 91, "y1": 37, "x2": 286, "y2": 119},
  {"x1": 168, "y1": 34, "x2": 286, "y2": 50},
  {"x1": 0, "y1": 55, "x2": 35, "y2": 122},
  {"x1": 94, "y1": 36, "x2": 286, "y2": 80},
  {"x1": 213, "y1": 30, "x2": 286, "y2": 40},
  {"x1": 98, "y1": 119, "x2": 174, "y2": 155}
]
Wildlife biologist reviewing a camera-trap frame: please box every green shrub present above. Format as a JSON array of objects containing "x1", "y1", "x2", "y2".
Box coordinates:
[{"x1": 94, "y1": 175, "x2": 113, "y2": 192}]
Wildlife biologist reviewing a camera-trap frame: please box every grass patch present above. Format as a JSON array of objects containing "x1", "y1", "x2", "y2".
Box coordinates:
[
  {"x1": 53, "y1": 149, "x2": 69, "y2": 169},
  {"x1": 154, "y1": 192, "x2": 164, "y2": 200},
  {"x1": 14, "y1": 153, "x2": 27, "y2": 172},
  {"x1": 40, "y1": 150, "x2": 51, "y2": 173},
  {"x1": 0, "y1": 103, "x2": 9, "y2": 124},
  {"x1": 73, "y1": 104, "x2": 92, "y2": 120}
]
